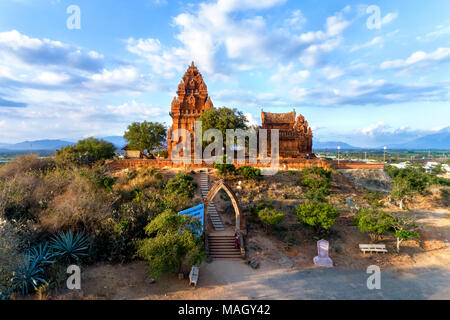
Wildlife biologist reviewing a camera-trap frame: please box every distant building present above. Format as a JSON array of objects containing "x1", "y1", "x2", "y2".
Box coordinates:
[
  {"x1": 121, "y1": 145, "x2": 143, "y2": 159},
  {"x1": 260, "y1": 110, "x2": 314, "y2": 158},
  {"x1": 165, "y1": 62, "x2": 316, "y2": 161}
]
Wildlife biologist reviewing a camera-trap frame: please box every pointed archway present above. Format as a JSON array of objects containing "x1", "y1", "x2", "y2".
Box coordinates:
[{"x1": 204, "y1": 179, "x2": 243, "y2": 233}]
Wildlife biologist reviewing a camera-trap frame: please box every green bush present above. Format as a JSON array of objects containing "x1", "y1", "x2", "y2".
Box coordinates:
[
  {"x1": 55, "y1": 137, "x2": 115, "y2": 166},
  {"x1": 164, "y1": 173, "x2": 197, "y2": 198},
  {"x1": 257, "y1": 208, "x2": 284, "y2": 229},
  {"x1": 362, "y1": 190, "x2": 385, "y2": 207},
  {"x1": 301, "y1": 167, "x2": 331, "y2": 190},
  {"x1": 295, "y1": 202, "x2": 339, "y2": 232},
  {"x1": 137, "y1": 210, "x2": 205, "y2": 279},
  {"x1": 236, "y1": 166, "x2": 261, "y2": 179},
  {"x1": 251, "y1": 200, "x2": 274, "y2": 216},
  {"x1": 214, "y1": 156, "x2": 236, "y2": 176},
  {"x1": 305, "y1": 188, "x2": 329, "y2": 202},
  {"x1": 354, "y1": 209, "x2": 391, "y2": 241}
]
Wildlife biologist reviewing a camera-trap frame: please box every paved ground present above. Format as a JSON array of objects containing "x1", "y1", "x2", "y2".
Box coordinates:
[{"x1": 195, "y1": 260, "x2": 450, "y2": 300}]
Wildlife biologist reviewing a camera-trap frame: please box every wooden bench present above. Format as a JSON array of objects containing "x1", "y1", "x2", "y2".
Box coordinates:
[
  {"x1": 189, "y1": 266, "x2": 199, "y2": 287},
  {"x1": 359, "y1": 244, "x2": 388, "y2": 254}
]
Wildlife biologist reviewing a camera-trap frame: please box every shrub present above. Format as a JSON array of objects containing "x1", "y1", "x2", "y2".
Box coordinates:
[
  {"x1": 301, "y1": 167, "x2": 331, "y2": 190},
  {"x1": 236, "y1": 166, "x2": 261, "y2": 179},
  {"x1": 354, "y1": 209, "x2": 391, "y2": 242},
  {"x1": 0, "y1": 218, "x2": 23, "y2": 299},
  {"x1": 363, "y1": 190, "x2": 385, "y2": 207},
  {"x1": 28, "y1": 242, "x2": 55, "y2": 267},
  {"x1": 257, "y1": 208, "x2": 284, "y2": 230},
  {"x1": 164, "y1": 173, "x2": 197, "y2": 198},
  {"x1": 214, "y1": 156, "x2": 236, "y2": 176},
  {"x1": 49, "y1": 231, "x2": 89, "y2": 263},
  {"x1": 137, "y1": 210, "x2": 205, "y2": 279},
  {"x1": 251, "y1": 200, "x2": 274, "y2": 216},
  {"x1": 305, "y1": 188, "x2": 329, "y2": 202},
  {"x1": 0, "y1": 154, "x2": 54, "y2": 181},
  {"x1": 55, "y1": 137, "x2": 115, "y2": 166},
  {"x1": 295, "y1": 202, "x2": 339, "y2": 232},
  {"x1": 12, "y1": 254, "x2": 46, "y2": 296}
]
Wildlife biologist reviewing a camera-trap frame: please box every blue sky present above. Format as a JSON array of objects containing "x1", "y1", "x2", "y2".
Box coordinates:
[{"x1": 0, "y1": 0, "x2": 449, "y2": 147}]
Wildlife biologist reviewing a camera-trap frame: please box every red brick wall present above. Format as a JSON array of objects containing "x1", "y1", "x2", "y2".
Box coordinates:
[{"x1": 105, "y1": 158, "x2": 331, "y2": 170}]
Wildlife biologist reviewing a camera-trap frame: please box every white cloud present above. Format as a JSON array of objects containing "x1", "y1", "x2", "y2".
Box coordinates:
[
  {"x1": 270, "y1": 63, "x2": 310, "y2": 84},
  {"x1": 361, "y1": 121, "x2": 388, "y2": 136},
  {"x1": 418, "y1": 25, "x2": 450, "y2": 41},
  {"x1": 380, "y1": 47, "x2": 450, "y2": 71},
  {"x1": 244, "y1": 112, "x2": 259, "y2": 127},
  {"x1": 105, "y1": 100, "x2": 162, "y2": 117},
  {"x1": 126, "y1": 2, "x2": 351, "y2": 76},
  {"x1": 0, "y1": 30, "x2": 104, "y2": 72},
  {"x1": 321, "y1": 66, "x2": 345, "y2": 80},
  {"x1": 36, "y1": 72, "x2": 70, "y2": 85},
  {"x1": 381, "y1": 12, "x2": 398, "y2": 26},
  {"x1": 285, "y1": 10, "x2": 307, "y2": 30},
  {"x1": 350, "y1": 36, "x2": 383, "y2": 52}
]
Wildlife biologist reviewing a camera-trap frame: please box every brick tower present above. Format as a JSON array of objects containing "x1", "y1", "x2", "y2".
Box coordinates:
[{"x1": 167, "y1": 62, "x2": 214, "y2": 159}]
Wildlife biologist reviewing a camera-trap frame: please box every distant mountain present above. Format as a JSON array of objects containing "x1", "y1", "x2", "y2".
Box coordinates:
[
  {"x1": 313, "y1": 140, "x2": 361, "y2": 150},
  {"x1": 386, "y1": 127, "x2": 450, "y2": 150},
  {"x1": 101, "y1": 136, "x2": 127, "y2": 149},
  {"x1": 0, "y1": 139, "x2": 75, "y2": 151}
]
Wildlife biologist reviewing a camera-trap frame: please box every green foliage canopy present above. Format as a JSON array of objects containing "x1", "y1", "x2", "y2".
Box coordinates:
[
  {"x1": 55, "y1": 137, "x2": 115, "y2": 166},
  {"x1": 199, "y1": 107, "x2": 248, "y2": 147},
  {"x1": 137, "y1": 210, "x2": 205, "y2": 279},
  {"x1": 295, "y1": 202, "x2": 339, "y2": 231},
  {"x1": 257, "y1": 208, "x2": 284, "y2": 229},
  {"x1": 123, "y1": 121, "x2": 166, "y2": 155},
  {"x1": 164, "y1": 173, "x2": 197, "y2": 198},
  {"x1": 354, "y1": 209, "x2": 392, "y2": 241}
]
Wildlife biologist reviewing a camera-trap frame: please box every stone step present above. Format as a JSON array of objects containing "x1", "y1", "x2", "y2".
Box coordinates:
[{"x1": 209, "y1": 255, "x2": 242, "y2": 259}]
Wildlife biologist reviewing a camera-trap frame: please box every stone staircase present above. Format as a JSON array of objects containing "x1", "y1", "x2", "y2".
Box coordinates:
[
  {"x1": 208, "y1": 235, "x2": 241, "y2": 259},
  {"x1": 200, "y1": 171, "x2": 224, "y2": 231}
]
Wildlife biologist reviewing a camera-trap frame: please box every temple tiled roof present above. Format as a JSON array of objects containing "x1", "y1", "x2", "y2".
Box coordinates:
[{"x1": 261, "y1": 111, "x2": 296, "y2": 124}]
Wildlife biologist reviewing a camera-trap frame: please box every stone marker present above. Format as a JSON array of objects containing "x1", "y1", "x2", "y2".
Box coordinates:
[{"x1": 313, "y1": 239, "x2": 333, "y2": 268}]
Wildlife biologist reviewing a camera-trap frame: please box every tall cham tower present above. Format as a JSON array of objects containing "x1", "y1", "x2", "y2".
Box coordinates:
[{"x1": 167, "y1": 62, "x2": 214, "y2": 159}]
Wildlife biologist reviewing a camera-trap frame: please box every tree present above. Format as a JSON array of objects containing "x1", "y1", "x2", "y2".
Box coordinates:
[
  {"x1": 257, "y1": 208, "x2": 284, "y2": 231},
  {"x1": 295, "y1": 202, "x2": 339, "y2": 232},
  {"x1": 137, "y1": 210, "x2": 205, "y2": 279},
  {"x1": 164, "y1": 173, "x2": 197, "y2": 198},
  {"x1": 123, "y1": 121, "x2": 166, "y2": 156},
  {"x1": 354, "y1": 209, "x2": 391, "y2": 242},
  {"x1": 55, "y1": 137, "x2": 115, "y2": 166},
  {"x1": 199, "y1": 107, "x2": 248, "y2": 147},
  {"x1": 389, "y1": 213, "x2": 419, "y2": 253}
]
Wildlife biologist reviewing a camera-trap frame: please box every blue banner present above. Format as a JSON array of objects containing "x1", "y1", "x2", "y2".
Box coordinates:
[{"x1": 178, "y1": 203, "x2": 204, "y2": 236}]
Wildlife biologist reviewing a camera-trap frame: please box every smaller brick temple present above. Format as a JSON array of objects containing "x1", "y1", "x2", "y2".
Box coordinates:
[
  {"x1": 167, "y1": 62, "x2": 214, "y2": 157},
  {"x1": 261, "y1": 109, "x2": 314, "y2": 158}
]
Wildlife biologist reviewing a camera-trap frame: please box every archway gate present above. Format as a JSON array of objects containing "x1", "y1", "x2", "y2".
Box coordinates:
[{"x1": 203, "y1": 179, "x2": 243, "y2": 233}]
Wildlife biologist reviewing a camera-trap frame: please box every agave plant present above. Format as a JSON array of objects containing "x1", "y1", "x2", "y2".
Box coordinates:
[
  {"x1": 12, "y1": 254, "x2": 47, "y2": 296},
  {"x1": 49, "y1": 231, "x2": 89, "y2": 263},
  {"x1": 28, "y1": 242, "x2": 55, "y2": 267}
]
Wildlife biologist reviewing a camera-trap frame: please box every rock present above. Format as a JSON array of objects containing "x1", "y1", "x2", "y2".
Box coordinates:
[{"x1": 278, "y1": 257, "x2": 294, "y2": 267}]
